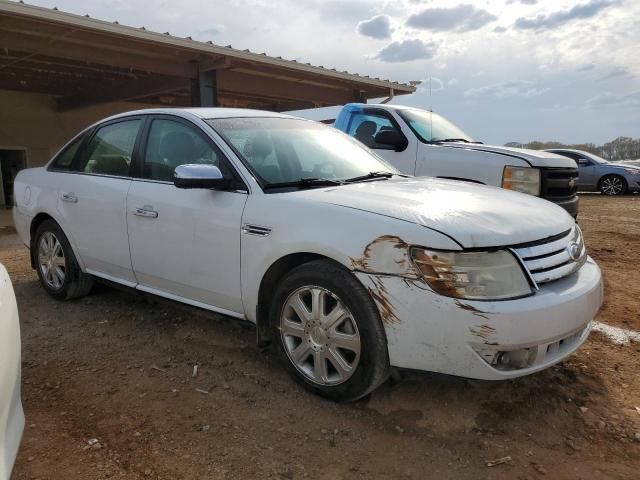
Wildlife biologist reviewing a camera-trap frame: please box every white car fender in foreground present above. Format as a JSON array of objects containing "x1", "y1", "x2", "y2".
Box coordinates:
[{"x1": 0, "y1": 264, "x2": 24, "y2": 480}]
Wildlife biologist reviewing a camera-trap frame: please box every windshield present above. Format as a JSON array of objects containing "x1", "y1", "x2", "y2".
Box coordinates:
[
  {"x1": 207, "y1": 117, "x2": 398, "y2": 188},
  {"x1": 397, "y1": 108, "x2": 474, "y2": 143}
]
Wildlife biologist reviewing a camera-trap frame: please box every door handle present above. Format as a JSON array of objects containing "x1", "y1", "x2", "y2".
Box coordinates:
[
  {"x1": 133, "y1": 207, "x2": 159, "y2": 218},
  {"x1": 61, "y1": 192, "x2": 78, "y2": 203}
]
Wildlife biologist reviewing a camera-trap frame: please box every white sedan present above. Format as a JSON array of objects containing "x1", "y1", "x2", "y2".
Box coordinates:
[
  {"x1": 0, "y1": 264, "x2": 24, "y2": 479},
  {"x1": 13, "y1": 108, "x2": 603, "y2": 401}
]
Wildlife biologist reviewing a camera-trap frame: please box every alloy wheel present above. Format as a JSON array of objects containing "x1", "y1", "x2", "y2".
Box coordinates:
[
  {"x1": 38, "y1": 232, "x2": 66, "y2": 289},
  {"x1": 280, "y1": 286, "x2": 361, "y2": 386},
  {"x1": 601, "y1": 176, "x2": 624, "y2": 195}
]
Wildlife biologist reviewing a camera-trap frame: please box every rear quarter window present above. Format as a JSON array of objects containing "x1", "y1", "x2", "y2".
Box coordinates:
[{"x1": 50, "y1": 133, "x2": 87, "y2": 171}]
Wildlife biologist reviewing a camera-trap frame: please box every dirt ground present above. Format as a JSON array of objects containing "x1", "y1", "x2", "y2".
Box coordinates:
[{"x1": 2, "y1": 194, "x2": 639, "y2": 480}]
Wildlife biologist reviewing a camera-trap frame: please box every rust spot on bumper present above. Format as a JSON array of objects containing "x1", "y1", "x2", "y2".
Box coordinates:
[
  {"x1": 469, "y1": 324, "x2": 497, "y2": 343},
  {"x1": 455, "y1": 300, "x2": 489, "y2": 320}
]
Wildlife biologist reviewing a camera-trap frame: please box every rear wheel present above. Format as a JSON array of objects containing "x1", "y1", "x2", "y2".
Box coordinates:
[
  {"x1": 270, "y1": 259, "x2": 390, "y2": 402},
  {"x1": 599, "y1": 175, "x2": 627, "y2": 195},
  {"x1": 34, "y1": 219, "x2": 93, "y2": 300}
]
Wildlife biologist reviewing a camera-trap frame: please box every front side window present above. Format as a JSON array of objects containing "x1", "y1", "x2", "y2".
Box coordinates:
[
  {"x1": 208, "y1": 117, "x2": 397, "y2": 187},
  {"x1": 82, "y1": 120, "x2": 141, "y2": 176},
  {"x1": 398, "y1": 108, "x2": 474, "y2": 143},
  {"x1": 347, "y1": 112, "x2": 401, "y2": 149},
  {"x1": 142, "y1": 119, "x2": 226, "y2": 182}
]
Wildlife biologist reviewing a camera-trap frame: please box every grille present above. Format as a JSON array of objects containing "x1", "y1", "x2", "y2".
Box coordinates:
[
  {"x1": 512, "y1": 227, "x2": 587, "y2": 285},
  {"x1": 540, "y1": 167, "x2": 578, "y2": 200}
]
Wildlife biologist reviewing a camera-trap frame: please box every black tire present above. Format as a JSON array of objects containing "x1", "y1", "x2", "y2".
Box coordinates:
[
  {"x1": 598, "y1": 174, "x2": 627, "y2": 195},
  {"x1": 33, "y1": 219, "x2": 93, "y2": 300},
  {"x1": 269, "y1": 259, "x2": 390, "y2": 402}
]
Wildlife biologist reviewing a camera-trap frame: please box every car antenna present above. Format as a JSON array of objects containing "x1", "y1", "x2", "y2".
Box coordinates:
[{"x1": 429, "y1": 76, "x2": 433, "y2": 141}]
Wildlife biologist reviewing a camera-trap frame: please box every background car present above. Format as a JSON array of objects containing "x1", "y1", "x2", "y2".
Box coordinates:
[
  {"x1": 0, "y1": 263, "x2": 24, "y2": 479},
  {"x1": 546, "y1": 148, "x2": 640, "y2": 195}
]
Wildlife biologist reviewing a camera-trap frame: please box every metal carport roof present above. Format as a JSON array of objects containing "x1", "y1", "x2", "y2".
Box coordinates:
[{"x1": 0, "y1": 0, "x2": 417, "y2": 112}]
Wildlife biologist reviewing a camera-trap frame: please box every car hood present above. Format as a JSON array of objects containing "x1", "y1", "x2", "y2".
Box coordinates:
[
  {"x1": 443, "y1": 143, "x2": 577, "y2": 168},
  {"x1": 294, "y1": 177, "x2": 574, "y2": 248},
  {"x1": 611, "y1": 162, "x2": 640, "y2": 172}
]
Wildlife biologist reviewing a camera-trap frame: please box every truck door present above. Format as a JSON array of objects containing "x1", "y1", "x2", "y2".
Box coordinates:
[{"x1": 344, "y1": 109, "x2": 418, "y2": 175}]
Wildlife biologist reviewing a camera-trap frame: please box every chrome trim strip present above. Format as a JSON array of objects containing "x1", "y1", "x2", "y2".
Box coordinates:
[
  {"x1": 242, "y1": 224, "x2": 272, "y2": 236},
  {"x1": 514, "y1": 227, "x2": 575, "y2": 259},
  {"x1": 512, "y1": 226, "x2": 586, "y2": 285}
]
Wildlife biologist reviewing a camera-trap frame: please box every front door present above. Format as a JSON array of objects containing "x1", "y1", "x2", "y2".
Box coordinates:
[
  {"x1": 126, "y1": 116, "x2": 247, "y2": 315},
  {"x1": 576, "y1": 157, "x2": 596, "y2": 188},
  {"x1": 56, "y1": 118, "x2": 142, "y2": 284},
  {"x1": 345, "y1": 109, "x2": 417, "y2": 175}
]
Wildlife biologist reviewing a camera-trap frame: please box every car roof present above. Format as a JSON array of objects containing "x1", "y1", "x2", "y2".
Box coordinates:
[
  {"x1": 95, "y1": 107, "x2": 299, "y2": 125},
  {"x1": 544, "y1": 148, "x2": 589, "y2": 155},
  {"x1": 346, "y1": 103, "x2": 420, "y2": 112}
]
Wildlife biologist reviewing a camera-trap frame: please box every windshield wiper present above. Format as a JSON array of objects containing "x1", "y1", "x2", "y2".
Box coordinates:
[
  {"x1": 262, "y1": 177, "x2": 343, "y2": 190},
  {"x1": 344, "y1": 171, "x2": 395, "y2": 183},
  {"x1": 431, "y1": 138, "x2": 483, "y2": 144}
]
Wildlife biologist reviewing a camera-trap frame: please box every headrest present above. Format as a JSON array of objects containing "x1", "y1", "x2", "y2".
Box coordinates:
[
  {"x1": 159, "y1": 131, "x2": 194, "y2": 161},
  {"x1": 246, "y1": 132, "x2": 273, "y2": 159},
  {"x1": 355, "y1": 120, "x2": 377, "y2": 136}
]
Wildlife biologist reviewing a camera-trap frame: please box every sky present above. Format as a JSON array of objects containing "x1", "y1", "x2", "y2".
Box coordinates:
[{"x1": 20, "y1": 0, "x2": 640, "y2": 145}]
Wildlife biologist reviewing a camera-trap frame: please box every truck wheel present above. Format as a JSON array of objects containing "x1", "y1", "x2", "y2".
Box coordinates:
[
  {"x1": 599, "y1": 175, "x2": 627, "y2": 195},
  {"x1": 270, "y1": 259, "x2": 390, "y2": 402},
  {"x1": 33, "y1": 219, "x2": 93, "y2": 300}
]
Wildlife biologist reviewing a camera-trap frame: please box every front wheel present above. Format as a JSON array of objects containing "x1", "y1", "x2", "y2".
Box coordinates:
[
  {"x1": 33, "y1": 219, "x2": 93, "y2": 300},
  {"x1": 599, "y1": 175, "x2": 627, "y2": 195},
  {"x1": 270, "y1": 260, "x2": 390, "y2": 402}
]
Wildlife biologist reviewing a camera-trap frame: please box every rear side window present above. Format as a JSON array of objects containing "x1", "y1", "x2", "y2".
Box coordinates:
[
  {"x1": 81, "y1": 120, "x2": 141, "y2": 177},
  {"x1": 51, "y1": 134, "x2": 86, "y2": 170}
]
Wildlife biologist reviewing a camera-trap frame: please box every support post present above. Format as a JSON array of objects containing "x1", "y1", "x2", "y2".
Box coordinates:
[{"x1": 191, "y1": 69, "x2": 218, "y2": 107}]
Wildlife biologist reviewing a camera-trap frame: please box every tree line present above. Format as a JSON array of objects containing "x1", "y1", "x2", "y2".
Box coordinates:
[{"x1": 504, "y1": 136, "x2": 640, "y2": 161}]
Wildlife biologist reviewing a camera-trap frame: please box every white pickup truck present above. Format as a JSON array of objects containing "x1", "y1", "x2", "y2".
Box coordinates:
[{"x1": 291, "y1": 104, "x2": 579, "y2": 218}]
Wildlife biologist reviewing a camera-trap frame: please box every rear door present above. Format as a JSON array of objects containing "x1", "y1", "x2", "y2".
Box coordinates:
[
  {"x1": 126, "y1": 115, "x2": 248, "y2": 315},
  {"x1": 55, "y1": 117, "x2": 143, "y2": 284}
]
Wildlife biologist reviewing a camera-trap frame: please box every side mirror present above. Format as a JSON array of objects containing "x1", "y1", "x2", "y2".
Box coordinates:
[
  {"x1": 374, "y1": 129, "x2": 407, "y2": 151},
  {"x1": 174, "y1": 164, "x2": 230, "y2": 189}
]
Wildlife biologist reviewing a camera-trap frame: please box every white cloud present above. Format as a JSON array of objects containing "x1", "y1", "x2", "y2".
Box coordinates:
[
  {"x1": 464, "y1": 80, "x2": 549, "y2": 99},
  {"x1": 587, "y1": 91, "x2": 640, "y2": 109},
  {"x1": 514, "y1": 0, "x2": 620, "y2": 31},
  {"x1": 375, "y1": 39, "x2": 438, "y2": 62},
  {"x1": 357, "y1": 15, "x2": 393, "y2": 39},
  {"x1": 406, "y1": 4, "x2": 497, "y2": 32}
]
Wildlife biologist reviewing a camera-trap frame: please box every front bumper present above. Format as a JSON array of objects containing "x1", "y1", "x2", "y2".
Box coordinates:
[
  {"x1": 0, "y1": 266, "x2": 24, "y2": 480},
  {"x1": 356, "y1": 257, "x2": 603, "y2": 380},
  {"x1": 548, "y1": 195, "x2": 579, "y2": 218}
]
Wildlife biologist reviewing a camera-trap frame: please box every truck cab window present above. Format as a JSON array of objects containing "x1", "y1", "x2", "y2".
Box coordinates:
[{"x1": 347, "y1": 113, "x2": 400, "y2": 149}]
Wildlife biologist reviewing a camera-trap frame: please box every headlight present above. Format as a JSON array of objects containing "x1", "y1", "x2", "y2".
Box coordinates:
[
  {"x1": 410, "y1": 248, "x2": 533, "y2": 300},
  {"x1": 502, "y1": 166, "x2": 541, "y2": 196}
]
